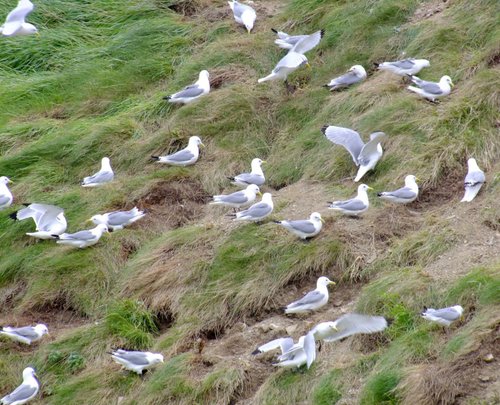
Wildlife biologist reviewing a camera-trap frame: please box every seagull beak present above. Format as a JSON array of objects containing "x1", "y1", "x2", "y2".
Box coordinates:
[
  {"x1": 367, "y1": 186, "x2": 374, "y2": 191},
  {"x1": 328, "y1": 280, "x2": 336, "y2": 286},
  {"x1": 257, "y1": 191, "x2": 262, "y2": 197},
  {"x1": 306, "y1": 63, "x2": 311, "y2": 69},
  {"x1": 329, "y1": 325, "x2": 338, "y2": 332},
  {"x1": 86, "y1": 218, "x2": 93, "y2": 223},
  {"x1": 415, "y1": 177, "x2": 420, "y2": 182},
  {"x1": 8, "y1": 179, "x2": 13, "y2": 183},
  {"x1": 35, "y1": 32, "x2": 40, "y2": 37},
  {"x1": 200, "y1": 143, "x2": 205, "y2": 148},
  {"x1": 320, "y1": 218, "x2": 325, "y2": 223},
  {"x1": 261, "y1": 160, "x2": 267, "y2": 164},
  {"x1": 450, "y1": 80, "x2": 454, "y2": 87}
]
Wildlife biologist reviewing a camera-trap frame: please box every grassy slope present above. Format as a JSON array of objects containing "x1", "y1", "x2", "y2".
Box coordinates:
[{"x1": 0, "y1": 0, "x2": 499, "y2": 404}]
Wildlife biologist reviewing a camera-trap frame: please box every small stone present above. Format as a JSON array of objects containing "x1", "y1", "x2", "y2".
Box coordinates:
[
  {"x1": 269, "y1": 323, "x2": 285, "y2": 333},
  {"x1": 479, "y1": 376, "x2": 490, "y2": 382},
  {"x1": 483, "y1": 353, "x2": 494, "y2": 363},
  {"x1": 257, "y1": 324, "x2": 270, "y2": 333},
  {"x1": 285, "y1": 324, "x2": 298, "y2": 335}
]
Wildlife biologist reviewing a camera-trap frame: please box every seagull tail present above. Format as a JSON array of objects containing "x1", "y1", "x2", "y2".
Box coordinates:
[
  {"x1": 162, "y1": 95, "x2": 172, "y2": 101},
  {"x1": 271, "y1": 28, "x2": 278, "y2": 33},
  {"x1": 272, "y1": 220, "x2": 282, "y2": 224},
  {"x1": 226, "y1": 176, "x2": 235, "y2": 181},
  {"x1": 320, "y1": 125, "x2": 329, "y2": 135},
  {"x1": 9, "y1": 211, "x2": 19, "y2": 220},
  {"x1": 322, "y1": 84, "x2": 331, "y2": 89},
  {"x1": 251, "y1": 348, "x2": 261, "y2": 355},
  {"x1": 373, "y1": 62, "x2": 380, "y2": 68},
  {"x1": 51, "y1": 234, "x2": 60, "y2": 239},
  {"x1": 377, "y1": 192, "x2": 383, "y2": 197},
  {"x1": 150, "y1": 156, "x2": 160, "y2": 161},
  {"x1": 226, "y1": 213, "x2": 236, "y2": 218}
]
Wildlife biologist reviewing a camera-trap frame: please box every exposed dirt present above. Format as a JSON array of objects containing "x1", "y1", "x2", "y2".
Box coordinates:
[{"x1": 408, "y1": 0, "x2": 451, "y2": 24}]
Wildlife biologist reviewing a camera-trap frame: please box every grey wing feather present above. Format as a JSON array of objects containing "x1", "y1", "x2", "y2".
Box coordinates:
[
  {"x1": 384, "y1": 187, "x2": 417, "y2": 199},
  {"x1": 7, "y1": 326, "x2": 39, "y2": 339},
  {"x1": 219, "y1": 192, "x2": 248, "y2": 204},
  {"x1": 3, "y1": 384, "x2": 37, "y2": 403},
  {"x1": 166, "y1": 149, "x2": 194, "y2": 162},
  {"x1": 332, "y1": 198, "x2": 367, "y2": 211},
  {"x1": 428, "y1": 308, "x2": 460, "y2": 321},
  {"x1": 420, "y1": 82, "x2": 443, "y2": 94},
  {"x1": 289, "y1": 290, "x2": 325, "y2": 307},
  {"x1": 324, "y1": 314, "x2": 387, "y2": 342},
  {"x1": 391, "y1": 59, "x2": 415, "y2": 69},
  {"x1": 234, "y1": 173, "x2": 264, "y2": 185},
  {"x1": 64, "y1": 230, "x2": 95, "y2": 240},
  {"x1": 323, "y1": 126, "x2": 364, "y2": 164},
  {"x1": 5, "y1": 1, "x2": 34, "y2": 24},
  {"x1": 0, "y1": 195, "x2": 11, "y2": 205},
  {"x1": 333, "y1": 71, "x2": 362, "y2": 86},
  {"x1": 286, "y1": 220, "x2": 316, "y2": 234},
  {"x1": 172, "y1": 86, "x2": 204, "y2": 99},
  {"x1": 232, "y1": 2, "x2": 248, "y2": 18},
  {"x1": 291, "y1": 30, "x2": 323, "y2": 54},
  {"x1": 113, "y1": 351, "x2": 150, "y2": 365},
  {"x1": 107, "y1": 211, "x2": 136, "y2": 225},
  {"x1": 465, "y1": 171, "x2": 485, "y2": 185},
  {"x1": 241, "y1": 203, "x2": 271, "y2": 218},
  {"x1": 275, "y1": 52, "x2": 306, "y2": 70},
  {"x1": 359, "y1": 137, "x2": 382, "y2": 164},
  {"x1": 85, "y1": 171, "x2": 113, "y2": 184}
]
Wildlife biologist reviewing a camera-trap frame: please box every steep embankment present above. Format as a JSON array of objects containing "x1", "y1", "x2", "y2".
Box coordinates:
[{"x1": 0, "y1": 0, "x2": 499, "y2": 404}]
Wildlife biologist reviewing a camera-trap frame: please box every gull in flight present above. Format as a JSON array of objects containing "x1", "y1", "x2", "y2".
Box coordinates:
[
  {"x1": 151, "y1": 136, "x2": 204, "y2": 166},
  {"x1": 271, "y1": 29, "x2": 324, "y2": 54},
  {"x1": 81, "y1": 157, "x2": 114, "y2": 187},
  {"x1": 163, "y1": 71, "x2": 210, "y2": 104},
  {"x1": 0, "y1": 324, "x2": 48, "y2": 345},
  {"x1": 0, "y1": 0, "x2": 37, "y2": 37},
  {"x1": 10, "y1": 203, "x2": 67, "y2": 239},
  {"x1": 285, "y1": 276, "x2": 336, "y2": 314},
  {"x1": 312, "y1": 314, "x2": 388, "y2": 343}
]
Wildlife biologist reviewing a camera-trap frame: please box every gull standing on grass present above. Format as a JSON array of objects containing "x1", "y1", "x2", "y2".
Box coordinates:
[
  {"x1": 328, "y1": 184, "x2": 372, "y2": 216},
  {"x1": 321, "y1": 125, "x2": 386, "y2": 182},
  {"x1": 0, "y1": 324, "x2": 48, "y2": 345},
  {"x1": 228, "y1": 0, "x2": 256, "y2": 33},
  {"x1": 0, "y1": 0, "x2": 37, "y2": 37},
  {"x1": 311, "y1": 314, "x2": 388, "y2": 343},
  {"x1": 210, "y1": 184, "x2": 261, "y2": 209},
  {"x1": 9, "y1": 203, "x2": 67, "y2": 239},
  {"x1": 258, "y1": 30, "x2": 324, "y2": 85},
  {"x1": 421, "y1": 305, "x2": 463, "y2": 327},
  {"x1": 285, "y1": 276, "x2": 336, "y2": 314},
  {"x1": 0, "y1": 367, "x2": 39, "y2": 405},
  {"x1": 228, "y1": 158, "x2": 265, "y2": 187},
  {"x1": 151, "y1": 136, "x2": 204, "y2": 166},
  {"x1": 54, "y1": 224, "x2": 108, "y2": 248},
  {"x1": 90, "y1": 207, "x2": 146, "y2": 231},
  {"x1": 273, "y1": 212, "x2": 324, "y2": 240},
  {"x1": 0, "y1": 176, "x2": 13, "y2": 210},
  {"x1": 375, "y1": 59, "x2": 430, "y2": 77},
  {"x1": 230, "y1": 192, "x2": 273, "y2": 222},
  {"x1": 110, "y1": 349, "x2": 164, "y2": 375},
  {"x1": 377, "y1": 175, "x2": 419, "y2": 204},
  {"x1": 461, "y1": 158, "x2": 485, "y2": 202},
  {"x1": 323, "y1": 65, "x2": 367, "y2": 91},
  {"x1": 163, "y1": 70, "x2": 210, "y2": 104},
  {"x1": 407, "y1": 74, "x2": 453, "y2": 102},
  {"x1": 81, "y1": 157, "x2": 114, "y2": 187}
]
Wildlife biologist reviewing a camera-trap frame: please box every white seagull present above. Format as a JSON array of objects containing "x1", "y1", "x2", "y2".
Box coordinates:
[
  {"x1": 0, "y1": 324, "x2": 48, "y2": 345},
  {"x1": 271, "y1": 28, "x2": 324, "y2": 54},
  {"x1": 324, "y1": 65, "x2": 367, "y2": 91},
  {"x1": 228, "y1": 0, "x2": 256, "y2": 33},
  {"x1": 151, "y1": 136, "x2": 204, "y2": 166},
  {"x1": 228, "y1": 158, "x2": 265, "y2": 187},
  {"x1": 461, "y1": 158, "x2": 485, "y2": 202},
  {"x1": 0, "y1": 367, "x2": 39, "y2": 405},
  {"x1": 375, "y1": 59, "x2": 430, "y2": 76},
  {"x1": 0, "y1": 176, "x2": 13, "y2": 210},
  {"x1": 328, "y1": 184, "x2": 372, "y2": 216},
  {"x1": 377, "y1": 175, "x2": 419, "y2": 204},
  {"x1": 311, "y1": 314, "x2": 388, "y2": 343},
  {"x1": 274, "y1": 212, "x2": 324, "y2": 240},
  {"x1": 285, "y1": 276, "x2": 335, "y2": 314},
  {"x1": 230, "y1": 192, "x2": 273, "y2": 222},
  {"x1": 210, "y1": 184, "x2": 261, "y2": 209},
  {"x1": 81, "y1": 157, "x2": 114, "y2": 187},
  {"x1": 0, "y1": 0, "x2": 37, "y2": 37},
  {"x1": 421, "y1": 305, "x2": 463, "y2": 327},
  {"x1": 90, "y1": 207, "x2": 146, "y2": 231},
  {"x1": 110, "y1": 349, "x2": 164, "y2": 375},
  {"x1": 163, "y1": 70, "x2": 210, "y2": 104},
  {"x1": 55, "y1": 224, "x2": 108, "y2": 248},
  {"x1": 407, "y1": 74, "x2": 453, "y2": 102},
  {"x1": 9, "y1": 203, "x2": 67, "y2": 239},
  {"x1": 258, "y1": 30, "x2": 324, "y2": 84},
  {"x1": 321, "y1": 125, "x2": 386, "y2": 182}
]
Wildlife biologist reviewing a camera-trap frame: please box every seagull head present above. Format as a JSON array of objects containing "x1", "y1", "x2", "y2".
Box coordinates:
[
  {"x1": 89, "y1": 214, "x2": 106, "y2": 225},
  {"x1": 252, "y1": 158, "x2": 265, "y2": 167},
  {"x1": 0, "y1": 176, "x2": 12, "y2": 184},
  {"x1": 199, "y1": 70, "x2": 210, "y2": 80},
  {"x1": 34, "y1": 324, "x2": 49, "y2": 335},
  {"x1": 23, "y1": 367, "x2": 37, "y2": 380},
  {"x1": 247, "y1": 184, "x2": 260, "y2": 195},
  {"x1": 358, "y1": 184, "x2": 373, "y2": 193},
  {"x1": 350, "y1": 65, "x2": 367, "y2": 78},
  {"x1": 421, "y1": 59, "x2": 430, "y2": 67},
  {"x1": 310, "y1": 212, "x2": 324, "y2": 223},
  {"x1": 24, "y1": 24, "x2": 38, "y2": 35},
  {"x1": 261, "y1": 192, "x2": 273, "y2": 204},
  {"x1": 152, "y1": 353, "x2": 164, "y2": 364},
  {"x1": 404, "y1": 175, "x2": 418, "y2": 186},
  {"x1": 95, "y1": 224, "x2": 109, "y2": 234},
  {"x1": 369, "y1": 131, "x2": 386, "y2": 141},
  {"x1": 189, "y1": 136, "x2": 204, "y2": 148},
  {"x1": 452, "y1": 305, "x2": 464, "y2": 316},
  {"x1": 441, "y1": 75, "x2": 454, "y2": 87},
  {"x1": 317, "y1": 276, "x2": 336, "y2": 288},
  {"x1": 328, "y1": 322, "x2": 339, "y2": 332}
]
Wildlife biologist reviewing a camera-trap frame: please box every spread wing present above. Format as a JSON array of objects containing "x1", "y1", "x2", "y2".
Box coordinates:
[
  {"x1": 3, "y1": 0, "x2": 34, "y2": 36},
  {"x1": 323, "y1": 314, "x2": 388, "y2": 342},
  {"x1": 274, "y1": 52, "x2": 306, "y2": 72},
  {"x1": 358, "y1": 134, "x2": 383, "y2": 165},
  {"x1": 322, "y1": 126, "x2": 364, "y2": 164},
  {"x1": 290, "y1": 30, "x2": 323, "y2": 55}
]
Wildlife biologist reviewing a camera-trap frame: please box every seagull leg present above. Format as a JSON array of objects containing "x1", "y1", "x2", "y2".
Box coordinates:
[
  {"x1": 284, "y1": 80, "x2": 296, "y2": 94},
  {"x1": 318, "y1": 341, "x2": 322, "y2": 352}
]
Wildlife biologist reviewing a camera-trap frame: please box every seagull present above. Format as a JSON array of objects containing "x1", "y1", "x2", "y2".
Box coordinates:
[
  {"x1": 210, "y1": 184, "x2": 261, "y2": 209},
  {"x1": 228, "y1": 0, "x2": 256, "y2": 33},
  {"x1": 0, "y1": 176, "x2": 13, "y2": 210},
  {"x1": 328, "y1": 184, "x2": 372, "y2": 217},
  {"x1": 321, "y1": 125, "x2": 386, "y2": 182},
  {"x1": 227, "y1": 158, "x2": 265, "y2": 187},
  {"x1": 252, "y1": 332, "x2": 316, "y2": 369},
  {"x1": 110, "y1": 349, "x2": 164, "y2": 375},
  {"x1": 461, "y1": 158, "x2": 485, "y2": 202},
  {"x1": 377, "y1": 175, "x2": 419, "y2": 204},
  {"x1": 0, "y1": 367, "x2": 39, "y2": 405},
  {"x1": 271, "y1": 29, "x2": 324, "y2": 54},
  {"x1": 274, "y1": 212, "x2": 324, "y2": 240},
  {"x1": 258, "y1": 30, "x2": 324, "y2": 84},
  {"x1": 151, "y1": 136, "x2": 204, "y2": 166},
  {"x1": 89, "y1": 207, "x2": 146, "y2": 231},
  {"x1": 0, "y1": 0, "x2": 37, "y2": 37},
  {"x1": 285, "y1": 276, "x2": 336, "y2": 314},
  {"x1": 163, "y1": 70, "x2": 210, "y2": 104},
  {"x1": 375, "y1": 59, "x2": 430, "y2": 76},
  {"x1": 421, "y1": 305, "x2": 463, "y2": 327},
  {"x1": 230, "y1": 192, "x2": 273, "y2": 222},
  {"x1": 311, "y1": 314, "x2": 388, "y2": 343},
  {"x1": 54, "y1": 224, "x2": 108, "y2": 248},
  {"x1": 0, "y1": 324, "x2": 48, "y2": 345},
  {"x1": 407, "y1": 75, "x2": 453, "y2": 102},
  {"x1": 324, "y1": 65, "x2": 367, "y2": 91},
  {"x1": 9, "y1": 203, "x2": 67, "y2": 239},
  {"x1": 81, "y1": 157, "x2": 114, "y2": 187}
]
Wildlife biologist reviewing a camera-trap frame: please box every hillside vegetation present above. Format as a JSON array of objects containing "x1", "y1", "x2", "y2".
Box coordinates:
[{"x1": 0, "y1": 0, "x2": 499, "y2": 404}]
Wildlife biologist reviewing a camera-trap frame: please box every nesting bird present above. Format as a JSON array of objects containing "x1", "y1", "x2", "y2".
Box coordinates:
[
  {"x1": 461, "y1": 158, "x2": 485, "y2": 202},
  {"x1": 210, "y1": 184, "x2": 261, "y2": 209},
  {"x1": 0, "y1": 176, "x2": 13, "y2": 210},
  {"x1": 152, "y1": 136, "x2": 204, "y2": 167},
  {"x1": 324, "y1": 65, "x2": 367, "y2": 91},
  {"x1": 377, "y1": 175, "x2": 419, "y2": 204},
  {"x1": 9, "y1": 203, "x2": 67, "y2": 239},
  {"x1": 311, "y1": 314, "x2": 388, "y2": 343},
  {"x1": 321, "y1": 125, "x2": 386, "y2": 182},
  {"x1": 0, "y1": 0, "x2": 37, "y2": 37},
  {"x1": 81, "y1": 157, "x2": 114, "y2": 187},
  {"x1": 0, "y1": 367, "x2": 39, "y2": 405},
  {"x1": 375, "y1": 58, "x2": 430, "y2": 77},
  {"x1": 0, "y1": 324, "x2": 48, "y2": 345},
  {"x1": 274, "y1": 212, "x2": 324, "y2": 240},
  {"x1": 285, "y1": 276, "x2": 336, "y2": 314},
  {"x1": 228, "y1": 158, "x2": 265, "y2": 187},
  {"x1": 90, "y1": 207, "x2": 146, "y2": 231},
  {"x1": 228, "y1": 0, "x2": 256, "y2": 33},
  {"x1": 110, "y1": 349, "x2": 164, "y2": 375},
  {"x1": 328, "y1": 184, "x2": 372, "y2": 216},
  {"x1": 54, "y1": 224, "x2": 108, "y2": 248},
  {"x1": 421, "y1": 305, "x2": 463, "y2": 327},
  {"x1": 230, "y1": 192, "x2": 273, "y2": 222},
  {"x1": 407, "y1": 74, "x2": 453, "y2": 102},
  {"x1": 163, "y1": 70, "x2": 210, "y2": 104}
]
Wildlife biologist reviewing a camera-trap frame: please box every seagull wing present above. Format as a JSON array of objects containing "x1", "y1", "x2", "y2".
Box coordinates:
[{"x1": 322, "y1": 126, "x2": 364, "y2": 164}]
